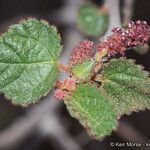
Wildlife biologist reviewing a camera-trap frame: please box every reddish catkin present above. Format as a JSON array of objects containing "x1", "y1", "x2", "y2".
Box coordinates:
[
  {"x1": 54, "y1": 78, "x2": 76, "y2": 100},
  {"x1": 97, "y1": 21, "x2": 150, "y2": 56},
  {"x1": 54, "y1": 89, "x2": 68, "y2": 100},
  {"x1": 69, "y1": 40, "x2": 94, "y2": 66}
]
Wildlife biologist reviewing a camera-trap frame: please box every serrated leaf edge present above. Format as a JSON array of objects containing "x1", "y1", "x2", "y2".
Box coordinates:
[
  {"x1": 64, "y1": 83, "x2": 118, "y2": 139},
  {"x1": 0, "y1": 18, "x2": 62, "y2": 106}
]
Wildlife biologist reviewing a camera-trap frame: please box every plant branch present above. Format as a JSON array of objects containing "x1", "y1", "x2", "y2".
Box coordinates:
[
  {"x1": 103, "y1": 0, "x2": 121, "y2": 39},
  {"x1": 122, "y1": 0, "x2": 135, "y2": 24},
  {"x1": 0, "y1": 93, "x2": 82, "y2": 150},
  {"x1": 58, "y1": 63, "x2": 70, "y2": 73}
]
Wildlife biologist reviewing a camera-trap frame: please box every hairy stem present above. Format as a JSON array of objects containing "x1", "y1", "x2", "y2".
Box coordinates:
[{"x1": 58, "y1": 63, "x2": 70, "y2": 73}]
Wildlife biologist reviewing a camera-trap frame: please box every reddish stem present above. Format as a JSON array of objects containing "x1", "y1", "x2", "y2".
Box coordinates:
[{"x1": 58, "y1": 63, "x2": 70, "y2": 73}]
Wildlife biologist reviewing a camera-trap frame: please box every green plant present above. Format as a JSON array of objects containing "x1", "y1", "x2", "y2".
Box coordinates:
[
  {"x1": 76, "y1": 3, "x2": 108, "y2": 36},
  {"x1": 0, "y1": 18, "x2": 150, "y2": 140}
]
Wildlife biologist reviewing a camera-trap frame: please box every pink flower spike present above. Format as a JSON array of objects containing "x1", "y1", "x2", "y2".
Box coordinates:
[
  {"x1": 69, "y1": 40, "x2": 94, "y2": 66},
  {"x1": 55, "y1": 80, "x2": 62, "y2": 89},
  {"x1": 97, "y1": 21, "x2": 150, "y2": 56},
  {"x1": 54, "y1": 89, "x2": 67, "y2": 100}
]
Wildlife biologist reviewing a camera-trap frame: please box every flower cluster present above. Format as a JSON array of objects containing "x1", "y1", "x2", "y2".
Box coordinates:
[
  {"x1": 54, "y1": 89, "x2": 68, "y2": 100},
  {"x1": 55, "y1": 20, "x2": 150, "y2": 100},
  {"x1": 54, "y1": 78, "x2": 76, "y2": 100},
  {"x1": 62, "y1": 78, "x2": 76, "y2": 91},
  {"x1": 97, "y1": 21, "x2": 150, "y2": 56},
  {"x1": 69, "y1": 40, "x2": 94, "y2": 66}
]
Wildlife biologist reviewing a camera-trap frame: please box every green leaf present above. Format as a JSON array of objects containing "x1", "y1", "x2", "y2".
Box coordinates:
[
  {"x1": 102, "y1": 58, "x2": 150, "y2": 115},
  {"x1": 64, "y1": 83, "x2": 117, "y2": 139},
  {"x1": 77, "y1": 4, "x2": 108, "y2": 36},
  {"x1": 71, "y1": 59, "x2": 95, "y2": 80},
  {"x1": 0, "y1": 19, "x2": 62, "y2": 106}
]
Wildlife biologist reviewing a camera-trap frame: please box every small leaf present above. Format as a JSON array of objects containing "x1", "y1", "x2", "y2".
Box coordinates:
[
  {"x1": 77, "y1": 4, "x2": 108, "y2": 36},
  {"x1": 64, "y1": 83, "x2": 117, "y2": 139},
  {"x1": 71, "y1": 59, "x2": 95, "y2": 80},
  {"x1": 102, "y1": 58, "x2": 150, "y2": 115},
  {"x1": 0, "y1": 19, "x2": 62, "y2": 106}
]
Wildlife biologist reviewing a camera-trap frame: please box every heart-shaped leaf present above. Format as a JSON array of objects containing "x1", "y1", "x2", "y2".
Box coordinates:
[
  {"x1": 0, "y1": 19, "x2": 62, "y2": 106},
  {"x1": 102, "y1": 58, "x2": 150, "y2": 115},
  {"x1": 64, "y1": 83, "x2": 117, "y2": 139}
]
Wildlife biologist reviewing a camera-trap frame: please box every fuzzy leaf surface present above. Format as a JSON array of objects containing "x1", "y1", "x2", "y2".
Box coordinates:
[
  {"x1": 65, "y1": 83, "x2": 117, "y2": 139},
  {"x1": 102, "y1": 58, "x2": 150, "y2": 115},
  {"x1": 71, "y1": 59, "x2": 94, "y2": 80},
  {"x1": 0, "y1": 19, "x2": 62, "y2": 106}
]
